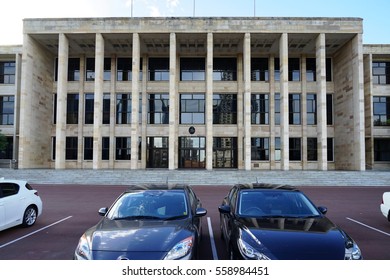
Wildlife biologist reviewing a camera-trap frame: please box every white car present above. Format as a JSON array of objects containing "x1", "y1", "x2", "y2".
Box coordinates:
[
  {"x1": 380, "y1": 192, "x2": 390, "y2": 222},
  {"x1": 0, "y1": 179, "x2": 43, "y2": 231}
]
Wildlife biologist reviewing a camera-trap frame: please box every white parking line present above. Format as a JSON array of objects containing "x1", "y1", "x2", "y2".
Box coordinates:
[
  {"x1": 207, "y1": 217, "x2": 219, "y2": 260},
  {"x1": 346, "y1": 217, "x2": 390, "y2": 237},
  {"x1": 0, "y1": 216, "x2": 73, "y2": 249}
]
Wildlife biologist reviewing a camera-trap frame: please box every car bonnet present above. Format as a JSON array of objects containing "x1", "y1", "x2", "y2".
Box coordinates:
[{"x1": 238, "y1": 216, "x2": 346, "y2": 260}]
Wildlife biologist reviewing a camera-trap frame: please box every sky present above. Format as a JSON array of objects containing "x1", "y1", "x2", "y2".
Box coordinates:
[{"x1": 1, "y1": 0, "x2": 389, "y2": 45}]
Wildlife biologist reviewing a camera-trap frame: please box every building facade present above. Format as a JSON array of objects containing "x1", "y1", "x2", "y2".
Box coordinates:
[{"x1": 0, "y1": 17, "x2": 388, "y2": 170}]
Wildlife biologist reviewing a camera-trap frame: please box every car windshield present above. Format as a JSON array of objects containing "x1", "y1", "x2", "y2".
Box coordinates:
[
  {"x1": 107, "y1": 190, "x2": 189, "y2": 220},
  {"x1": 238, "y1": 190, "x2": 321, "y2": 218}
]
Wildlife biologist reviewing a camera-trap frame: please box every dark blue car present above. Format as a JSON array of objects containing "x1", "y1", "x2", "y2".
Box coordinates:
[
  {"x1": 74, "y1": 184, "x2": 207, "y2": 260},
  {"x1": 218, "y1": 183, "x2": 362, "y2": 260}
]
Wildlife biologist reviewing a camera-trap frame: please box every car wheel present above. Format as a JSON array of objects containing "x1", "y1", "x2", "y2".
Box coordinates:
[{"x1": 22, "y1": 206, "x2": 37, "y2": 227}]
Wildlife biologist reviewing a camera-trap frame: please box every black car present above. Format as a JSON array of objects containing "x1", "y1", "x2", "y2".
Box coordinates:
[
  {"x1": 218, "y1": 183, "x2": 362, "y2": 260},
  {"x1": 74, "y1": 184, "x2": 207, "y2": 260}
]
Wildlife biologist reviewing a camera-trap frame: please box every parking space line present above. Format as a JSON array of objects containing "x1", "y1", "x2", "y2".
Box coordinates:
[
  {"x1": 346, "y1": 217, "x2": 390, "y2": 237},
  {"x1": 0, "y1": 216, "x2": 73, "y2": 249},
  {"x1": 207, "y1": 217, "x2": 219, "y2": 260}
]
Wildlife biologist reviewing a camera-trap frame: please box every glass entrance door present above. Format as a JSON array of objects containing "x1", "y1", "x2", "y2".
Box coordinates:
[{"x1": 178, "y1": 137, "x2": 206, "y2": 169}]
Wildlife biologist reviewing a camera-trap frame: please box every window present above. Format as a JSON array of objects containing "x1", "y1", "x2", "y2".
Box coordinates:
[
  {"x1": 326, "y1": 58, "x2": 332, "y2": 82},
  {"x1": 116, "y1": 137, "x2": 131, "y2": 160},
  {"x1": 213, "y1": 94, "x2": 237, "y2": 124},
  {"x1": 251, "y1": 138, "x2": 269, "y2": 161},
  {"x1": 180, "y1": 94, "x2": 205, "y2": 124},
  {"x1": 213, "y1": 137, "x2": 238, "y2": 168},
  {"x1": 289, "y1": 58, "x2": 300, "y2": 81},
  {"x1": 373, "y1": 62, "x2": 390, "y2": 85},
  {"x1": 84, "y1": 137, "x2": 93, "y2": 160},
  {"x1": 274, "y1": 58, "x2": 280, "y2": 81},
  {"x1": 373, "y1": 96, "x2": 390, "y2": 126},
  {"x1": 67, "y1": 94, "x2": 79, "y2": 124},
  {"x1": 275, "y1": 137, "x2": 281, "y2": 161},
  {"x1": 104, "y1": 58, "x2": 111, "y2": 81},
  {"x1": 251, "y1": 94, "x2": 269, "y2": 124},
  {"x1": 149, "y1": 57, "x2": 169, "y2": 81},
  {"x1": 116, "y1": 94, "x2": 131, "y2": 124},
  {"x1": 180, "y1": 57, "x2": 205, "y2": 81},
  {"x1": 289, "y1": 94, "x2": 301, "y2": 125},
  {"x1": 85, "y1": 57, "x2": 111, "y2": 81},
  {"x1": 307, "y1": 137, "x2": 318, "y2": 161},
  {"x1": 148, "y1": 94, "x2": 169, "y2": 124},
  {"x1": 327, "y1": 94, "x2": 333, "y2": 125},
  {"x1": 0, "y1": 96, "x2": 14, "y2": 125},
  {"x1": 117, "y1": 57, "x2": 132, "y2": 81},
  {"x1": 0, "y1": 136, "x2": 13, "y2": 159},
  {"x1": 374, "y1": 139, "x2": 390, "y2": 161},
  {"x1": 307, "y1": 94, "x2": 317, "y2": 125},
  {"x1": 53, "y1": 94, "x2": 57, "y2": 124},
  {"x1": 86, "y1": 58, "x2": 95, "y2": 81},
  {"x1": 0, "y1": 61, "x2": 15, "y2": 84},
  {"x1": 85, "y1": 93, "x2": 94, "y2": 124},
  {"x1": 213, "y1": 58, "x2": 237, "y2": 81},
  {"x1": 0, "y1": 183, "x2": 19, "y2": 197},
  {"x1": 306, "y1": 58, "x2": 316, "y2": 82},
  {"x1": 103, "y1": 93, "x2": 110, "y2": 124},
  {"x1": 146, "y1": 137, "x2": 169, "y2": 168},
  {"x1": 327, "y1": 138, "x2": 334, "y2": 162},
  {"x1": 289, "y1": 138, "x2": 301, "y2": 161},
  {"x1": 68, "y1": 58, "x2": 80, "y2": 81},
  {"x1": 52, "y1": 137, "x2": 56, "y2": 160},
  {"x1": 251, "y1": 58, "x2": 269, "y2": 81},
  {"x1": 66, "y1": 137, "x2": 78, "y2": 160},
  {"x1": 102, "y1": 137, "x2": 109, "y2": 160},
  {"x1": 275, "y1": 93, "x2": 280, "y2": 125}
]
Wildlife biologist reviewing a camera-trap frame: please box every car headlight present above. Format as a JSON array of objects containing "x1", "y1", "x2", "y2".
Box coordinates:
[
  {"x1": 74, "y1": 234, "x2": 92, "y2": 260},
  {"x1": 164, "y1": 236, "x2": 193, "y2": 260},
  {"x1": 238, "y1": 238, "x2": 270, "y2": 260},
  {"x1": 344, "y1": 242, "x2": 362, "y2": 260}
]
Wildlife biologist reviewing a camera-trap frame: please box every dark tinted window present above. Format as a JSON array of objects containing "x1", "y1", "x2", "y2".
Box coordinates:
[{"x1": 0, "y1": 183, "x2": 19, "y2": 197}]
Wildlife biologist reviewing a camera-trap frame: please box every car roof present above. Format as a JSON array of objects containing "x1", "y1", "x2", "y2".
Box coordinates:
[
  {"x1": 234, "y1": 183, "x2": 298, "y2": 192},
  {"x1": 0, "y1": 178, "x2": 28, "y2": 185},
  {"x1": 124, "y1": 183, "x2": 189, "y2": 192}
]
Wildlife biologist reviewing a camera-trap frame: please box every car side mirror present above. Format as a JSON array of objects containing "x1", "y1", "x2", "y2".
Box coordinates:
[
  {"x1": 218, "y1": 205, "x2": 231, "y2": 214},
  {"x1": 195, "y1": 207, "x2": 207, "y2": 217},
  {"x1": 318, "y1": 206, "x2": 327, "y2": 215},
  {"x1": 98, "y1": 207, "x2": 108, "y2": 216}
]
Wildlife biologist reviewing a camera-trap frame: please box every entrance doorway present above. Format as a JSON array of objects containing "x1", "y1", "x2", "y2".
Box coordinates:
[{"x1": 178, "y1": 137, "x2": 206, "y2": 168}]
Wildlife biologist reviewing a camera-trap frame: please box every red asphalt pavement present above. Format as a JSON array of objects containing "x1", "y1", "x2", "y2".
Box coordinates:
[{"x1": 0, "y1": 184, "x2": 389, "y2": 260}]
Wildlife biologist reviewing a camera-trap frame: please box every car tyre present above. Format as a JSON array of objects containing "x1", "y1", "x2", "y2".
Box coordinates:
[
  {"x1": 22, "y1": 206, "x2": 37, "y2": 227},
  {"x1": 388, "y1": 210, "x2": 390, "y2": 222}
]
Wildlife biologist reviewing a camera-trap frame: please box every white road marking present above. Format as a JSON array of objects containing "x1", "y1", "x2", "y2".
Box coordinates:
[
  {"x1": 207, "y1": 217, "x2": 219, "y2": 260},
  {"x1": 346, "y1": 217, "x2": 390, "y2": 237},
  {"x1": 0, "y1": 216, "x2": 73, "y2": 249}
]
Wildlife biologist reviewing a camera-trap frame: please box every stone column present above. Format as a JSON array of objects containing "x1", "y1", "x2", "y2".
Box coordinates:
[
  {"x1": 206, "y1": 32, "x2": 213, "y2": 170},
  {"x1": 131, "y1": 33, "x2": 140, "y2": 170},
  {"x1": 352, "y1": 33, "x2": 366, "y2": 171},
  {"x1": 55, "y1": 33, "x2": 69, "y2": 169},
  {"x1": 169, "y1": 32, "x2": 177, "y2": 170},
  {"x1": 316, "y1": 33, "x2": 328, "y2": 170},
  {"x1": 93, "y1": 33, "x2": 104, "y2": 169},
  {"x1": 280, "y1": 33, "x2": 289, "y2": 170},
  {"x1": 243, "y1": 33, "x2": 252, "y2": 170}
]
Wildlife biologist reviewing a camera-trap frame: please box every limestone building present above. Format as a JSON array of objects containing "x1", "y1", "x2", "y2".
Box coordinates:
[{"x1": 0, "y1": 17, "x2": 389, "y2": 170}]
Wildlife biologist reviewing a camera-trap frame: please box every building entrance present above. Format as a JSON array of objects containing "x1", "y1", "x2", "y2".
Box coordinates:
[{"x1": 178, "y1": 137, "x2": 206, "y2": 168}]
